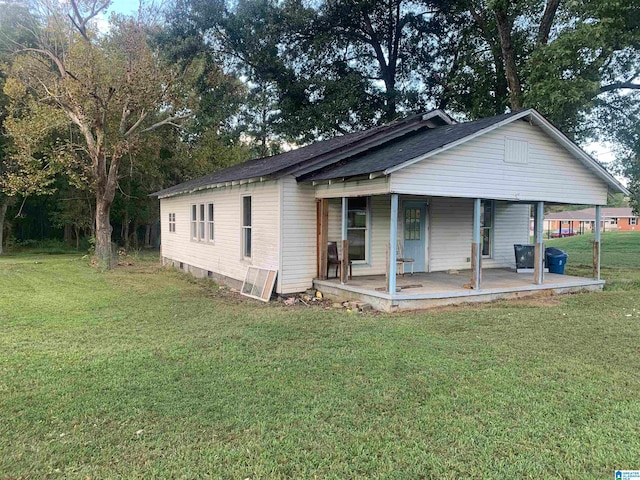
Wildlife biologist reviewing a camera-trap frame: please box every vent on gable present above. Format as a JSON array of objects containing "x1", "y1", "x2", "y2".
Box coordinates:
[{"x1": 504, "y1": 137, "x2": 529, "y2": 164}]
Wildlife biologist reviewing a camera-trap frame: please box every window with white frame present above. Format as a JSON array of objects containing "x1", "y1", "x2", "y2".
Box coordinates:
[
  {"x1": 191, "y1": 205, "x2": 197, "y2": 239},
  {"x1": 610, "y1": 218, "x2": 618, "y2": 225},
  {"x1": 199, "y1": 204, "x2": 205, "y2": 240},
  {"x1": 481, "y1": 200, "x2": 495, "y2": 257},
  {"x1": 631, "y1": 217, "x2": 638, "y2": 226},
  {"x1": 347, "y1": 197, "x2": 369, "y2": 262},
  {"x1": 168, "y1": 213, "x2": 176, "y2": 233},
  {"x1": 242, "y1": 196, "x2": 252, "y2": 258},
  {"x1": 207, "y1": 203, "x2": 214, "y2": 241}
]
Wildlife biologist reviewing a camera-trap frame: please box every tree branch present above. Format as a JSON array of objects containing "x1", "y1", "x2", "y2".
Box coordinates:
[
  {"x1": 537, "y1": 0, "x2": 560, "y2": 45},
  {"x1": 138, "y1": 113, "x2": 191, "y2": 134},
  {"x1": 123, "y1": 110, "x2": 148, "y2": 137},
  {"x1": 69, "y1": 0, "x2": 110, "y2": 41},
  {"x1": 599, "y1": 81, "x2": 640, "y2": 94}
]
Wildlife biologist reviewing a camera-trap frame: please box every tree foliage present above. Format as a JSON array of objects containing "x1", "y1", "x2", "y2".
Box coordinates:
[{"x1": 5, "y1": 0, "x2": 201, "y2": 265}]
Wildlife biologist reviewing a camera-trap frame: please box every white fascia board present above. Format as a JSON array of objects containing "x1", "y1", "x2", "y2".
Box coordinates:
[
  {"x1": 157, "y1": 176, "x2": 267, "y2": 199},
  {"x1": 422, "y1": 110, "x2": 456, "y2": 125}
]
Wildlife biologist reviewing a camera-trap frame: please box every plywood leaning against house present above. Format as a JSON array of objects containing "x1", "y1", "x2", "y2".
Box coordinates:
[{"x1": 241, "y1": 267, "x2": 278, "y2": 302}]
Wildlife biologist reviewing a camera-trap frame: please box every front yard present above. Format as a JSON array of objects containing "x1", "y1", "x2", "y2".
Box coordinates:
[{"x1": 1, "y1": 235, "x2": 640, "y2": 478}]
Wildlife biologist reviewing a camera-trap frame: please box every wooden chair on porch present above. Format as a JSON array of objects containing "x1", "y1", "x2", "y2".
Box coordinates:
[
  {"x1": 327, "y1": 241, "x2": 352, "y2": 279},
  {"x1": 396, "y1": 241, "x2": 414, "y2": 276}
]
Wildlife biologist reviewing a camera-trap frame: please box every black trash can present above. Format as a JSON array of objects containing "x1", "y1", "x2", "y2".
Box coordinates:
[
  {"x1": 514, "y1": 244, "x2": 535, "y2": 269},
  {"x1": 545, "y1": 247, "x2": 568, "y2": 274}
]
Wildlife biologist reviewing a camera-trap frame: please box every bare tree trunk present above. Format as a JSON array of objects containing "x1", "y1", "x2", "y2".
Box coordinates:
[
  {"x1": 132, "y1": 219, "x2": 139, "y2": 249},
  {"x1": 92, "y1": 144, "x2": 121, "y2": 268},
  {"x1": 74, "y1": 225, "x2": 80, "y2": 250},
  {"x1": 150, "y1": 221, "x2": 159, "y2": 249},
  {"x1": 95, "y1": 193, "x2": 115, "y2": 268},
  {"x1": 494, "y1": 8, "x2": 523, "y2": 111},
  {"x1": 64, "y1": 224, "x2": 73, "y2": 246},
  {"x1": 0, "y1": 199, "x2": 8, "y2": 256},
  {"x1": 144, "y1": 224, "x2": 151, "y2": 248},
  {"x1": 123, "y1": 171, "x2": 132, "y2": 250},
  {"x1": 123, "y1": 210, "x2": 130, "y2": 250},
  {"x1": 537, "y1": 0, "x2": 560, "y2": 45}
]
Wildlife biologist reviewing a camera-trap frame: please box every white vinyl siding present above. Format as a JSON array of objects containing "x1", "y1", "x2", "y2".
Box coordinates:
[
  {"x1": 490, "y1": 202, "x2": 530, "y2": 267},
  {"x1": 160, "y1": 180, "x2": 280, "y2": 289},
  {"x1": 391, "y1": 120, "x2": 609, "y2": 205},
  {"x1": 429, "y1": 197, "x2": 473, "y2": 271},
  {"x1": 428, "y1": 198, "x2": 529, "y2": 272},
  {"x1": 315, "y1": 177, "x2": 390, "y2": 198},
  {"x1": 279, "y1": 177, "x2": 317, "y2": 294}
]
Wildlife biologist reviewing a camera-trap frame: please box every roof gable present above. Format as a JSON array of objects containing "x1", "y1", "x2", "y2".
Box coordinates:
[
  {"x1": 302, "y1": 109, "x2": 628, "y2": 197},
  {"x1": 154, "y1": 108, "x2": 628, "y2": 199}
]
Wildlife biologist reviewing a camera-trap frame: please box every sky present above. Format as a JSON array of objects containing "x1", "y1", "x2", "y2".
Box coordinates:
[{"x1": 106, "y1": 0, "x2": 139, "y2": 16}]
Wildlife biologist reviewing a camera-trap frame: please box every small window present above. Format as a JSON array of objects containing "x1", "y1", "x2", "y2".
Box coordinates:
[
  {"x1": 610, "y1": 218, "x2": 618, "y2": 225},
  {"x1": 404, "y1": 208, "x2": 421, "y2": 240},
  {"x1": 242, "y1": 196, "x2": 252, "y2": 258},
  {"x1": 168, "y1": 213, "x2": 176, "y2": 233},
  {"x1": 631, "y1": 217, "x2": 638, "y2": 226},
  {"x1": 347, "y1": 197, "x2": 369, "y2": 262},
  {"x1": 207, "y1": 203, "x2": 214, "y2": 241},
  {"x1": 481, "y1": 200, "x2": 494, "y2": 258},
  {"x1": 191, "y1": 205, "x2": 197, "y2": 239},
  {"x1": 199, "y1": 204, "x2": 205, "y2": 240}
]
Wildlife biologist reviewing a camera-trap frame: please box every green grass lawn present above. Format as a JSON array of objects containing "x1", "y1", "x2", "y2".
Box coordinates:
[
  {"x1": 2, "y1": 245, "x2": 640, "y2": 478},
  {"x1": 546, "y1": 231, "x2": 640, "y2": 285}
]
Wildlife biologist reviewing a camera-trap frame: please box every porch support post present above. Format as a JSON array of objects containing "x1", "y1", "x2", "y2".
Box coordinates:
[
  {"x1": 341, "y1": 197, "x2": 349, "y2": 284},
  {"x1": 534, "y1": 201, "x2": 544, "y2": 285},
  {"x1": 317, "y1": 198, "x2": 329, "y2": 280},
  {"x1": 594, "y1": 205, "x2": 601, "y2": 280},
  {"x1": 471, "y1": 198, "x2": 482, "y2": 290},
  {"x1": 388, "y1": 193, "x2": 398, "y2": 294}
]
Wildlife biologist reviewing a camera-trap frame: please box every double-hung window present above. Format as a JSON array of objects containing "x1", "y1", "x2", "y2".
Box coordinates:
[
  {"x1": 207, "y1": 203, "x2": 215, "y2": 241},
  {"x1": 191, "y1": 205, "x2": 197, "y2": 240},
  {"x1": 347, "y1": 197, "x2": 369, "y2": 262},
  {"x1": 242, "y1": 196, "x2": 252, "y2": 258},
  {"x1": 199, "y1": 204, "x2": 205, "y2": 240},
  {"x1": 611, "y1": 218, "x2": 618, "y2": 225},
  {"x1": 481, "y1": 200, "x2": 494, "y2": 257},
  {"x1": 631, "y1": 217, "x2": 638, "y2": 226},
  {"x1": 168, "y1": 213, "x2": 176, "y2": 233}
]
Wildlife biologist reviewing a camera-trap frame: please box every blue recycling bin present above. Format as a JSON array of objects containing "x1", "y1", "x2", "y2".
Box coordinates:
[{"x1": 545, "y1": 247, "x2": 568, "y2": 274}]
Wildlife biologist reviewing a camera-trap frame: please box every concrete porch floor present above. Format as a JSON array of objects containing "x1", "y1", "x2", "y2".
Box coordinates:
[{"x1": 313, "y1": 268, "x2": 605, "y2": 312}]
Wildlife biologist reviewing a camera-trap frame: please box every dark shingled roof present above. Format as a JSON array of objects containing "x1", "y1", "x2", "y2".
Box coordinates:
[
  {"x1": 153, "y1": 110, "x2": 523, "y2": 198},
  {"x1": 152, "y1": 113, "x2": 429, "y2": 197},
  {"x1": 299, "y1": 112, "x2": 521, "y2": 182}
]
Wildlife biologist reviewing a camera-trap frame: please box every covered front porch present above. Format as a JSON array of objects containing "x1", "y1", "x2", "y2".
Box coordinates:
[
  {"x1": 313, "y1": 190, "x2": 605, "y2": 311},
  {"x1": 314, "y1": 268, "x2": 604, "y2": 312}
]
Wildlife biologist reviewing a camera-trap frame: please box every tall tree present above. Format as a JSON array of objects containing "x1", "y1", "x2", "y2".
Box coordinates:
[
  {"x1": 0, "y1": 0, "x2": 57, "y2": 254},
  {"x1": 7, "y1": 0, "x2": 198, "y2": 267},
  {"x1": 432, "y1": 0, "x2": 640, "y2": 135},
  {"x1": 168, "y1": 0, "x2": 453, "y2": 140}
]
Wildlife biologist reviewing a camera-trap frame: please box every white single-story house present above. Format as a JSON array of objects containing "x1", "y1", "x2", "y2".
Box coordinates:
[{"x1": 153, "y1": 109, "x2": 628, "y2": 311}]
